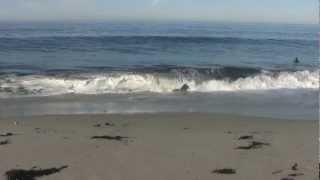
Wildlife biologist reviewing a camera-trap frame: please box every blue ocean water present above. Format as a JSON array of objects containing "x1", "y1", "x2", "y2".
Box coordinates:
[
  {"x1": 0, "y1": 21, "x2": 318, "y2": 119},
  {"x1": 0, "y1": 21, "x2": 318, "y2": 73}
]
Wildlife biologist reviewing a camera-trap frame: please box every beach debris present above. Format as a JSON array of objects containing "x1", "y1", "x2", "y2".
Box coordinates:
[
  {"x1": 105, "y1": 122, "x2": 114, "y2": 126},
  {"x1": 0, "y1": 139, "x2": 10, "y2": 145},
  {"x1": 0, "y1": 132, "x2": 14, "y2": 137},
  {"x1": 93, "y1": 122, "x2": 114, "y2": 128},
  {"x1": 236, "y1": 141, "x2": 270, "y2": 150},
  {"x1": 91, "y1": 135, "x2": 128, "y2": 141},
  {"x1": 291, "y1": 163, "x2": 298, "y2": 171},
  {"x1": 5, "y1": 166, "x2": 68, "y2": 180},
  {"x1": 272, "y1": 170, "x2": 283, "y2": 175},
  {"x1": 288, "y1": 172, "x2": 304, "y2": 177},
  {"x1": 212, "y1": 168, "x2": 236, "y2": 175},
  {"x1": 238, "y1": 135, "x2": 253, "y2": 140}
]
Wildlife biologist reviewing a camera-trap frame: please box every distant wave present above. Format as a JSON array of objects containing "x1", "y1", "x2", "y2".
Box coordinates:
[
  {"x1": 0, "y1": 35, "x2": 315, "y2": 49},
  {"x1": 0, "y1": 66, "x2": 318, "y2": 97},
  {"x1": 2, "y1": 35, "x2": 317, "y2": 43}
]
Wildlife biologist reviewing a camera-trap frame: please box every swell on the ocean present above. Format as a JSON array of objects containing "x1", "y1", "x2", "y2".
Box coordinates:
[{"x1": 0, "y1": 66, "x2": 318, "y2": 97}]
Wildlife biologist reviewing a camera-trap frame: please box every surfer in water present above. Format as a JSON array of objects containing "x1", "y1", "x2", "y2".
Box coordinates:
[
  {"x1": 173, "y1": 84, "x2": 190, "y2": 92},
  {"x1": 294, "y1": 57, "x2": 300, "y2": 64}
]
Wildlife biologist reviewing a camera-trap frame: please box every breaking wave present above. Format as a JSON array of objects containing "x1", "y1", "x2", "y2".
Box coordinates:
[{"x1": 0, "y1": 67, "x2": 318, "y2": 97}]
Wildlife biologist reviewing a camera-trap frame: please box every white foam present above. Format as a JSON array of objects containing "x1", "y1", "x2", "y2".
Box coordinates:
[
  {"x1": 0, "y1": 70, "x2": 318, "y2": 97},
  {"x1": 195, "y1": 70, "x2": 319, "y2": 92}
]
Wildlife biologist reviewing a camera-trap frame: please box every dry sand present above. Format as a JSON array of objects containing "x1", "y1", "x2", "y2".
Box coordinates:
[{"x1": 0, "y1": 113, "x2": 318, "y2": 180}]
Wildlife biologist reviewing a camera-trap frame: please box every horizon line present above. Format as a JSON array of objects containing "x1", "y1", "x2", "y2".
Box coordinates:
[{"x1": 0, "y1": 18, "x2": 317, "y2": 26}]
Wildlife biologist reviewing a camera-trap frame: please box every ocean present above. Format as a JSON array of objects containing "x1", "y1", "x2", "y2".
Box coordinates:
[{"x1": 0, "y1": 21, "x2": 318, "y2": 119}]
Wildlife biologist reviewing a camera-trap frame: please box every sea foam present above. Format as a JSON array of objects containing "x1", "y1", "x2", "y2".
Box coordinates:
[{"x1": 0, "y1": 70, "x2": 318, "y2": 97}]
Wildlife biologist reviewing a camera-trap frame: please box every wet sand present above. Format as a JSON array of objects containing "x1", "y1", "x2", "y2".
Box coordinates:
[{"x1": 0, "y1": 113, "x2": 318, "y2": 180}]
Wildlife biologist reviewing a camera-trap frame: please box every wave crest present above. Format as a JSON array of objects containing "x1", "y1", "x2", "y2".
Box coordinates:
[{"x1": 0, "y1": 70, "x2": 318, "y2": 97}]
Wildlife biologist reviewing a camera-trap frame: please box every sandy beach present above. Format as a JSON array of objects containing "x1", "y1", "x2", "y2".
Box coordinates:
[{"x1": 0, "y1": 113, "x2": 317, "y2": 180}]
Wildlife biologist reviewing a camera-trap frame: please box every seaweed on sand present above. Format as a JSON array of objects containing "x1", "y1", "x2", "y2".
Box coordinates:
[
  {"x1": 212, "y1": 168, "x2": 236, "y2": 174},
  {"x1": 91, "y1": 135, "x2": 128, "y2": 141},
  {"x1": 0, "y1": 139, "x2": 10, "y2": 145},
  {"x1": 0, "y1": 133, "x2": 14, "y2": 137},
  {"x1": 236, "y1": 141, "x2": 270, "y2": 150},
  {"x1": 238, "y1": 135, "x2": 253, "y2": 140},
  {"x1": 5, "y1": 166, "x2": 68, "y2": 180}
]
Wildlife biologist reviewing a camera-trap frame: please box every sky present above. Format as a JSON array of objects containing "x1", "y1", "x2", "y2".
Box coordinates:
[{"x1": 0, "y1": 0, "x2": 318, "y2": 24}]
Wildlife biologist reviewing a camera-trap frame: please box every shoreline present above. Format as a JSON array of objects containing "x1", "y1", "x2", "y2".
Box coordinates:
[
  {"x1": 1, "y1": 88, "x2": 318, "y2": 121},
  {"x1": 1, "y1": 112, "x2": 318, "y2": 122},
  {"x1": 0, "y1": 113, "x2": 318, "y2": 180}
]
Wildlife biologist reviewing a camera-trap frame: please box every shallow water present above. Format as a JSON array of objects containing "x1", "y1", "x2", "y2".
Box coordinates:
[{"x1": 0, "y1": 89, "x2": 317, "y2": 120}]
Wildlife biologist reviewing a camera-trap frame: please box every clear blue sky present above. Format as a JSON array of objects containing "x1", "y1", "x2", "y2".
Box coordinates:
[{"x1": 0, "y1": 0, "x2": 317, "y2": 24}]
